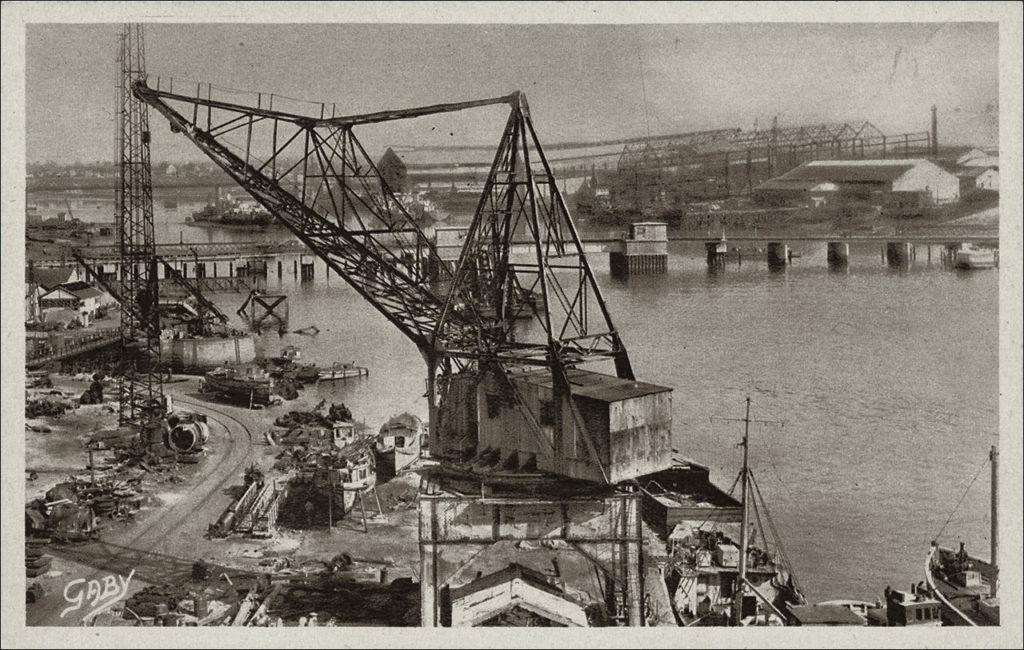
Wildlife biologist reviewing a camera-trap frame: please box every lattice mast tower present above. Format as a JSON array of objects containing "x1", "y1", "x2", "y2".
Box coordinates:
[{"x1": 116, "y1": 23, "x2": 163, "y2": 429}]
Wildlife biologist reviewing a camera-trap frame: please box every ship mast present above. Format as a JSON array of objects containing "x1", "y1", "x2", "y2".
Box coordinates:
[
  {"x1": 990, "y1": 444, "x2": 998, "y2": 595},
  {"x1": 734, "y1": 396, "x2": 752, "y2": 624}
]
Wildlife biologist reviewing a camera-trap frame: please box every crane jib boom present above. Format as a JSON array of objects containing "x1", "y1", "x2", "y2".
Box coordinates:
[
  {"x1": 136, "y1": 78, "x2": 633, "y2": 367},
  {"x1": 134, "y1": 80, "x2": 482, "y2": 354}
]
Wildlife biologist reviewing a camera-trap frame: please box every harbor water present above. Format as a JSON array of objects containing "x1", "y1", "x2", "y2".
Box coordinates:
[{"x1": 34, "y1": 192, "x2": 999, "y2": 603}]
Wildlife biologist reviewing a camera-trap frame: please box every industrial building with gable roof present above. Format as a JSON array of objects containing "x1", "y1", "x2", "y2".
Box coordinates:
[{"x1": 753, "y1": 158, "x2": 960, "y2": 208}]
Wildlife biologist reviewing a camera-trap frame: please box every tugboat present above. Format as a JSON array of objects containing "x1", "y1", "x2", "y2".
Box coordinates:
[
  {"x1": 925, "y1": 445, "x2": 999, "y2": 625},
  {"x1": 663, "y1": 398, "x2": 805, "y2": 626},
  {"x1": 374, "y1": 413, "x2": 424, "y2": 481}
]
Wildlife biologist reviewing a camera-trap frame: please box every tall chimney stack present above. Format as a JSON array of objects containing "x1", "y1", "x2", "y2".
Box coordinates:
[{"x1": 931, "y1": 105, "x2": 938, "y2": 157}]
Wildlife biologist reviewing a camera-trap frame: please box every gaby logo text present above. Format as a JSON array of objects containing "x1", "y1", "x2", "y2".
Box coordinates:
[{"x1": 61, "y1": 569, "x2": 135, "y2": 621}]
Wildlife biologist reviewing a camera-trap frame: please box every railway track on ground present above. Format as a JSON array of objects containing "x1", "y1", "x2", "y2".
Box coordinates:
[{"x1": 30, "y1": 391, "x2": 260, "y2": 625}]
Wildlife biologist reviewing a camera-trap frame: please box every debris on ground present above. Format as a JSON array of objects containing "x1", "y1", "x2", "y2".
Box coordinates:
[
  {"x1": 25, "y1": 473, "x2": 145, "y2": 541},
  {"x1": 327, "y1": 403, "x2": 352, "y2": 422},
  {"x1": 276, "y1": 379, "x2": 300, "y2": 401},
  {"x1": 27, "y1": 372, "x2": 53, "y2": 389},
  {"x1": 112, "y1": 563, "x2": 421, "y2": 626},
  {"x1": 26, "y1": 538, "x2": 52, "y2": 578},
  {"x1": 273, "y1": 410, "x2": 331, "y2": 430},
  {"x1": 26, "y1": 396, "x2": 76, "y2": 418},
  {"x1": 79, "y1": 375, "x2": 106, "y2": 405},
  {"x1": 26, "y1": 583, "x2": 46, "y2": 603}
]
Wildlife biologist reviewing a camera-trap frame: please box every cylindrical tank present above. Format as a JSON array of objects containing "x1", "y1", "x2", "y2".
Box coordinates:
[{"x1": 167, "y1": 420, "x2": 210, "y2": 453}]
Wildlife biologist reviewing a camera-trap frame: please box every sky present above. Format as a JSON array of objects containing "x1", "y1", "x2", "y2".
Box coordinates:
[{"x1": 24, "y1": 22, "x2": 1000, "y2": 164}]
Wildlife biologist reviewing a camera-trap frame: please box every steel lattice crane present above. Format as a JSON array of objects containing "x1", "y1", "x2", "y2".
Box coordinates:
[
  {"x1": 136, "y1": 81, "x2": 649, "y2": 483},
  {"x1": 116, "y1": 24, "x2": 164, "y2": 432}
]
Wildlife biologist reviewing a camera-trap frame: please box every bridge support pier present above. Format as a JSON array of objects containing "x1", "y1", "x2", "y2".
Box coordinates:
[
  {"x1": 610, "y1": 223, "x2": 668, "y2": 278},
  {"x1": 300, "y1": 258, "x2": 315, "y2": 283},
  {"x1": 705, "y1": 240, "x2": 727, "y2": 270},
  {"x1": 885, "y1": 242, "x2": 914, "y2": 270},
  {"x1": 827, "y1": 242, "x2": 849, "y2": 270},
  {"x1": 766, "y1": 242, "x2": 788, "y2": 272}
]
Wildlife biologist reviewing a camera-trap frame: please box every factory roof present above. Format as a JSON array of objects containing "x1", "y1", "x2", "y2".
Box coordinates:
[
  {"x1": 66, "y1": 286, "x2": 105, "y2": 300},
  {"x1": 28, "y1": 266, "x2": 74, "y2": 290},
  {"x1": 955, "y1": 167, "x2": 990, "y2": 178},
  {"x1": 511, "y1": 367, "x2": 672, "y2": 402},
  {"x1": 780, "y1": 160, "x2": 918, "y2": 183},
  {"x1": 754, "y1": 179, "x2": 840, "y2": 192}
]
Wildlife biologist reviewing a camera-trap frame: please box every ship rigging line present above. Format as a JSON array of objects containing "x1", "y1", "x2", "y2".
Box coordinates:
[
  {"x1": 933, "y1": 451, "x2": 989, "y2": 542},
  {"x1": 749, "y1": 471, "x2": 797, "y2": 583}
]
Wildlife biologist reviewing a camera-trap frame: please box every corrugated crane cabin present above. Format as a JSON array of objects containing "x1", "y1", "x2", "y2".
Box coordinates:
[{"x1": 477, "y1": 368, "x2": 673, "y2": 484}]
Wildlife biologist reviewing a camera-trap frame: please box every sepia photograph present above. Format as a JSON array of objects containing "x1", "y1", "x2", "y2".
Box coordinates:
[{"x1": 2, "y1": 2, "x2": 1021, "y2": 647}]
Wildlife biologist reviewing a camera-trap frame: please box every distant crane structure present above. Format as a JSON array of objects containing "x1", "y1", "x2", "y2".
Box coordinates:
[
  {"x1": 135, "y1": 82, "x2": 634, "y2": 467},
  {"x1": 116, "y1": 24, "x2": 164, "y2": 430}
]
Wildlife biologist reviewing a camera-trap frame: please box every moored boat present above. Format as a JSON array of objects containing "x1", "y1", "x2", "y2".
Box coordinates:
[
  {"x1": 924, "y1": 445, "x2": 999, "y2": 626},
  {"x1": 660, "y1": 399, "x2": 805, "y2": 626},
  {"x1": 189, "y1": 197, "x2": 275, "y2": 228},
  {"x1": 953, "y1": 243, "x2": 998, "y2": 270},
  {"x1": 202, "y1": 366, "x2": 275, "y2": 407},
  {"x1": 374, "y1": 412, "x2": 424, "y2": 481},
  {"x1": 317, "y1": 362, "x2": 370, "y2": 383}
]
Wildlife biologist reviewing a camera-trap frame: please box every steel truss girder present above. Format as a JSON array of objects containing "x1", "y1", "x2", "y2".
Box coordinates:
[{"x1": 618, "y1": 119, "x2": 916, "y2": 171}]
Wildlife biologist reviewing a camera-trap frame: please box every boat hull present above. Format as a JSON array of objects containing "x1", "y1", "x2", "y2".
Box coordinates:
[
  {"x1": 954, "y1": 249, "x2": 997, "y2": 270},
  {"x1": 926, "y1": 545, "x2": 999, "y2": 626},
  {"x1": 203, "y1": 370, "x2": 274, "y2": 406}
]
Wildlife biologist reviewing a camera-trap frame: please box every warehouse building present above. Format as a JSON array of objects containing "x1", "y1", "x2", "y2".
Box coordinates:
[
  {"x1": 957, "y1": 167, "x2": 1000, "y2": 193},
  {"x1": 753, "y1": 159, "x2": 960, "y2": 208}
]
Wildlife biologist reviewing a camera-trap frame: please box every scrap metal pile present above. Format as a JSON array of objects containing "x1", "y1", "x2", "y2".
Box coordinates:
[
  {"x1": 103, "y1": 560, "x2": 419, "y2": 626},
  {"x1": 24, "y1": 477, "x2": 141, "y2": 542},
  {"x1": 208, "y1": 465, "x2": 281, "y2": 539}
]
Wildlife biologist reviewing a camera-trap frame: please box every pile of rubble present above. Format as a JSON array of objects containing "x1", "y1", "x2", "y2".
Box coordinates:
[
  {"x1": 25, "y1": 538, "x2": 51, "y2": 579},
  {"x1": 25, "y1": 475, "x2": 144, "y2": 542},
  {"x1": 27, "y1": 372, "x2": 53, "y2": 389},
  {"x1": 78, "y1": 374, "x2": 107, "y2": 405},
  {"x1": 272, "y1": 402, "x2": 353, "y2": 430},
  {"x1": 78, "y1": 554, "x2": 420, "y2": 626},
  {"x1": 25, "y1": 394, "x2": 77, "y2": 418},
  {"x1": 272, "y1": 410, "x2": 333, "y2": 430}
]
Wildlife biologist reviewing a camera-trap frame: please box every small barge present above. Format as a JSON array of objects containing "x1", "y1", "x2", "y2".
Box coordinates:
[
  {"x1": 201, "y1": 366, "x2": 276, "y2": 407},
  {"x1": 317, "y1": 363, "x2": 370, "y2": 383}
]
